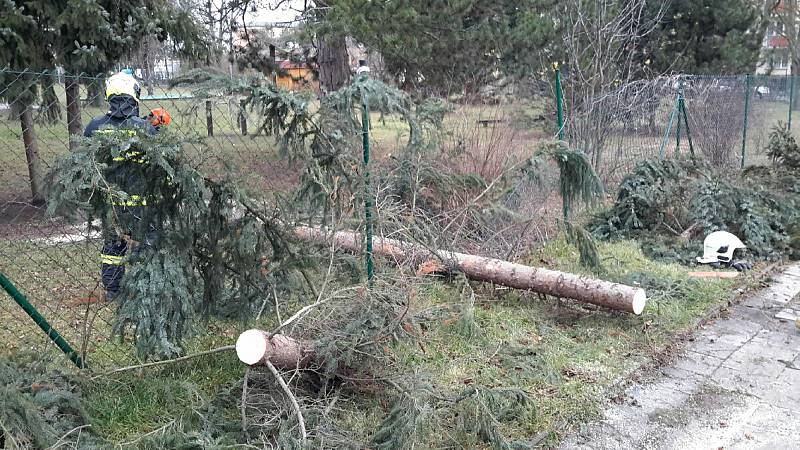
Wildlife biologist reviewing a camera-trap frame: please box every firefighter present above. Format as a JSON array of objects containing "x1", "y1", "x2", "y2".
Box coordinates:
[{"x1": 84, "y1": 71, "x2": 157, "y2": 301}]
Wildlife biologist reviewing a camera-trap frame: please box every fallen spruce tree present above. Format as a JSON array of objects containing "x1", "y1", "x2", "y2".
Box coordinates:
[
  {"x1": 234, "y1": 224, "x2": 650, "y2": 375},
  {"x1": 42, "y1": 71, "x2": 647, "y2": 448},
  {"x1": 235, "y1": 234, "x2": 651, "y2": 371}
]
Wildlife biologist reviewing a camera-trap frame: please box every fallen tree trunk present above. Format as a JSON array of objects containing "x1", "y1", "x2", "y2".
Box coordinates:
[
  {"x1": 236, "y1": 329, "x2": 314, "y2": 368},
  {"x1": 293, "y1": 226, "x2": 647, "y2": 314}
]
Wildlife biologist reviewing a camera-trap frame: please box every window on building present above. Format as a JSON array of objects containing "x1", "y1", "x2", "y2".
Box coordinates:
[
  {"x1": 770, "y1": 48, "x2": 790, "y2": 70},
  {"x1": 769, "y1": 21, "x2": 786, "y2": 37}
]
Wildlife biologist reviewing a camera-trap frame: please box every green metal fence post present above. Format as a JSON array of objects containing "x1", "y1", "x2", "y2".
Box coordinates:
[
  {"x1": 789, "y1": 75, "x2": 795, "y2": 131},
  {"x1": 676, "y1": 80, "x2": 683, "y2": 156},
  {"x1": 658, "y1": 101, "x2": 678, "y2": 160},
  {"x1": 555, "y1": 65, "x2": 565, "y2": 140},
  {"x1": 741, "y1": 74, "x2": 751, "y2": 169},
  {"x1": 680, "y1": 100, "x2": 696, "y2": 161},
  {"x1": 0, "y1": 272, "x2": 85, "y2": 369},
  {"x1": 360, "y1": 73, "x2": 374, "y2": 284}
]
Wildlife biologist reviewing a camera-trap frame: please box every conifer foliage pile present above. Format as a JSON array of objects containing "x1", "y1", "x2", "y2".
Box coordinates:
[
  {"x1": 0, "y1": 356, "x2": 99, "y2": 448},
  {"x1": 592, "y1": 125, "x2": 800, "y2": 262}
]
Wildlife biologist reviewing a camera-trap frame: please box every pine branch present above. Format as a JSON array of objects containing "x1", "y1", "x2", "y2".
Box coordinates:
[
  {"x1": 265, "y1": 361, "x2": 307, "y2": 446},
  {"x1": 91, "y1": 345, "x2": 236, "y2": 380}
]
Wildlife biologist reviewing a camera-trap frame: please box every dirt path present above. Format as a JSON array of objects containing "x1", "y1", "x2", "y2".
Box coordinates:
[{"x1": 561, "y1": 264, "x2": 800, "y2": 450}]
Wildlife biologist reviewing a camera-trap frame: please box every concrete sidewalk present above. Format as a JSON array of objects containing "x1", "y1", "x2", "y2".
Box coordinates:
[{"x1": 561, "y1": 264, "x2": 800, "y2": 450}]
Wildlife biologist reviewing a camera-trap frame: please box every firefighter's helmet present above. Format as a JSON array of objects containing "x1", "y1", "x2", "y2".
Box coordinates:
[
  {"x1": 696, "y1": 231, "x2": 746, "y2": 264},
  {"x1": 148, "y1": 107, "x2": 172, "y2": 128},
  {"x1": 105, "y1": 71, "x2": 141, "y2": 103}
]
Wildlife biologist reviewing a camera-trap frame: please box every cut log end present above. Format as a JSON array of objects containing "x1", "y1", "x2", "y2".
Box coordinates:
[
  {"x1": 236, "y1": 330, "x2": 313, "y2": 369},
  {"x1": 236, "y1": 329, "x2": 268, "y2": 365},
  {"x1": 632, "y1": 289, "x2": 647, "y2": 315}
]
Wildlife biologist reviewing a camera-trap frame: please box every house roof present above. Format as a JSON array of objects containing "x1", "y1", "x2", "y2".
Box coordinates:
[
  {"x1": 769, "y1": 36, "x2": 789, "y2": 48},
  {"x1": 279, "y1": 60, "x2": 307, "y2": 70}
]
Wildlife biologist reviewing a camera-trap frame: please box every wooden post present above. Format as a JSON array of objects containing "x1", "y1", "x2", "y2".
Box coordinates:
[
  {"x1": 205, "y1": 100, "x2": 214, "y2": 137},
  {"x1": 239, "y1": 99, "x2": 247, "y2": 136},
  {"x1": 19, "y1": 104, "x2": 44, "y2": 204}
]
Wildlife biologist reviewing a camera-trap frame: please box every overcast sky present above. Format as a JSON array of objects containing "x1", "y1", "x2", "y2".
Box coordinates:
[{"x1": 245, "y1": 1, "x2": 305, "y2": 26}]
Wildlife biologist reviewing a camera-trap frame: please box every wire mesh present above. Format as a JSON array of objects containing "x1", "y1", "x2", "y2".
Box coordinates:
[
  {"x1": 561, "y1": 74, "x2": 800, "y2": 182},
  {"x1": 1, "y1": 68, "x2": 797, "y2": 371},
  {"x1": 0, "y1": 69, "x2": 299, "y2": 371}
]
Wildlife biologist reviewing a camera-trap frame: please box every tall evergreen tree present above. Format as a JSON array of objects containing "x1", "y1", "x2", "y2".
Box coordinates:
[
  {"x1": 52, "y1": 0, "x2": 213, "y2": 144},
  {"x1": 309, "y1": 0, "x2": 558, "y2": 94},
  {"x1": 633, "y1": 0, "x2": 768, "y2": 75},
  {"x1": 0, "y1": 0, "x2": 213, "y2": 200},
  {"x1": 0, "y1": 0, "x2": 53, "y2": 202}
]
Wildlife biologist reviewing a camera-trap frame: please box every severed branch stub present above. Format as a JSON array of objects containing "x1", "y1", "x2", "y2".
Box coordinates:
[
  {"x1": 293, "y1": 226, "x2": 647, "y2": 314},
  {"x1": 236, "y1": 329, "x2": 315, "y2": 369}
]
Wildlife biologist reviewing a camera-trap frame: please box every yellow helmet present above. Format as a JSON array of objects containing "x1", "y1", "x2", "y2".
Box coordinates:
[{"x1": 105, "y1": 71, "x2": 141, "y2": 103}]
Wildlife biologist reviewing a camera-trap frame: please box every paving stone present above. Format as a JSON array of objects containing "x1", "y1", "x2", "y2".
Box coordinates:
[
  {"x1": 718, "y1": 357, "x2": 787, "y2": 381},
  {"x1": 660, "y1": 365, "x2": 706, "y2": 384},
  {"x1": 741, "y1": 293, "x2": 775, "y2": 309},
  {"x1": 759, "y1": 380, "x2": 800, "y2": 412},
  {"x1": 761, "y1": 280, "x2": 800, "y2": 305},
  {"x1": 710, "y1": 363, "x2": 782, "y2": 397},
  {"x1": 671, "y1": 351, "x2": 724, "y2": 377},
  {"x1": 775, "y1": 307, "x2": 799, "y2": 322},
  {"x1": 739, "y1": 403, "x2": 800, "y2": 438},
  {"x1": 691, "y1": 334, "x2": 753, "y2": 359},
  {"x1": 731, "y1": 304, "x2": 773, "y2": 324},
  {"x1": 559, "y1": 264, "x2": 800, "y2": 450},
  {"x1": 728, "y1": 336, "x2": 799, "y2": 365},
  {"x1": 563, "y1": 422, "x2": 634, "y2": 450}
]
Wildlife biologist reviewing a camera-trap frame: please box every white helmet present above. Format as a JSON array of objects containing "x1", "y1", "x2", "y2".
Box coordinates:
[{"x1": 696, "y1": 231, "x2": 746, "y2": 264}]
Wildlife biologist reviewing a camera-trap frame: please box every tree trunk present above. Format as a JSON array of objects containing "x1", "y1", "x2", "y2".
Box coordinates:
[
  {"x1": 6, "y1": 101, "x2": 21, "y2": 121},
  {"x1": 236, "y1": 330, "x2": 314, "y2": 368},
  {"x1": 317, "y1": 34, "x2": 351, "y2": 93},
  {"x1": 65, "y1": 79, "x2": 83, "y2": 151},
  {"x1": 39, "y1": 81, "x2": 62, "y2": 124},
  {"x1": 293, "y1": 226, "x2": 648, "y2": 314},
  {"x1": 143, "y1": 39, "x2": 155, "y2": 96},
  {"x1": 19, "y1": 103, "x2": 44, "y2": 204},
  {"x1": 86, "y1": 78, "x2": 105, "y2": 107},
  {"x1": 145, "y1": 59, "x2": 154, "y2": 96}
]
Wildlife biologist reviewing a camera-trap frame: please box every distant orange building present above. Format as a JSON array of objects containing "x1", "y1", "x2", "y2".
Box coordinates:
[
  {"x1": 275, "y1": 60, "x2": 319, "y2": 92},
  {"x1": 758, "y1": 0, "x2": 793, "y2": 75}
]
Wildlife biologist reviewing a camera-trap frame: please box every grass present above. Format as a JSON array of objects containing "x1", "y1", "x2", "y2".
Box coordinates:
[
  {"x1": 55, "y1": 236, "x2": 752, "y2": 448},
  {"x1": 0, "y1": 78, "x2": 765, "y2": 446},
  {"x1": 371, "y1": 237, "x2": 748, "y2": 447},
  {"x1": 84, "y1": 349, "x2": 244, "y2": 443}
]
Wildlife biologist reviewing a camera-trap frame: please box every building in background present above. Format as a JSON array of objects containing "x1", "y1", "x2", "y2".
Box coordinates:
[
  {"x1": 275, "y1": 60, "x2": 318, "y2": 91},
  {"x1": 758, "y1": 20, "x2": 791, "y2": 75}
]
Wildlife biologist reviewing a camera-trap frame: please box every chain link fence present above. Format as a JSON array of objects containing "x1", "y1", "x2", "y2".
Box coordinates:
[
  {"x1": 1, "y1": 68, "x2": 796, "y2": 371},
  {"x1": 0, "y1": 69, "x2": 300, "y2": 370},
  {"x1": 560, "y1": 73, "x2": 799, "y2": 183}
]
